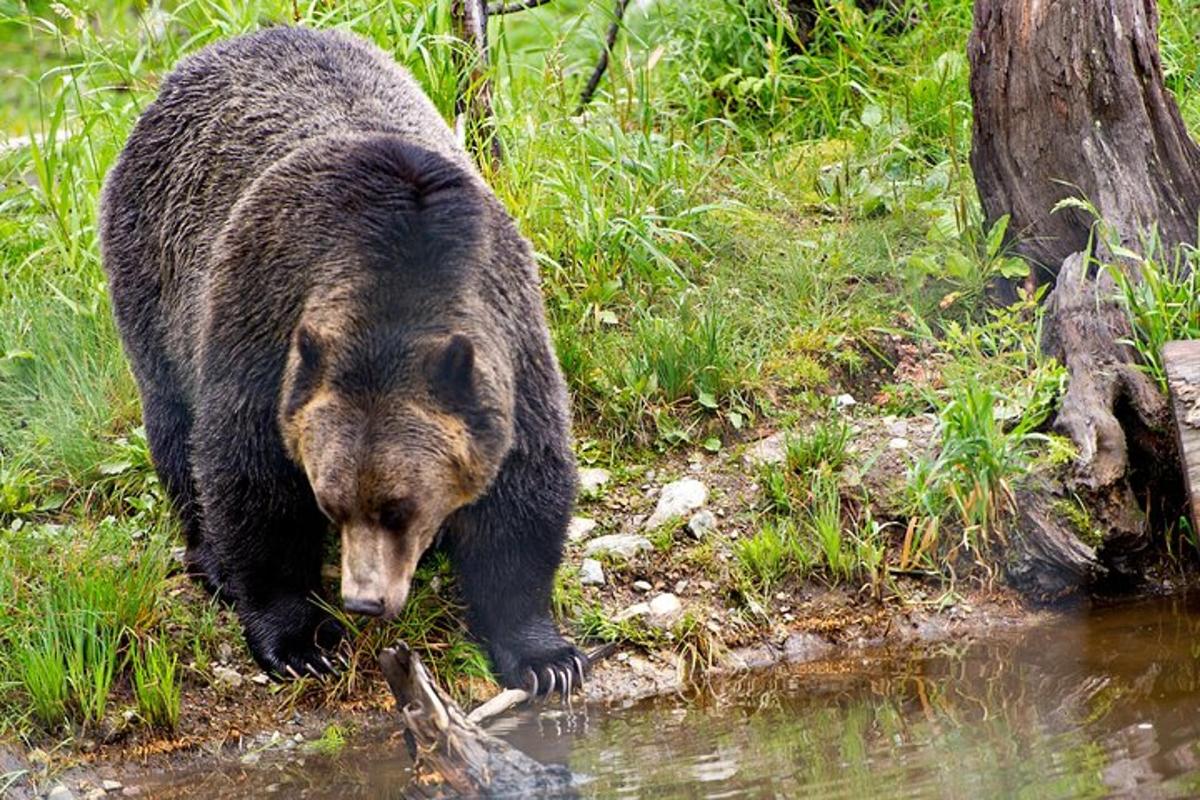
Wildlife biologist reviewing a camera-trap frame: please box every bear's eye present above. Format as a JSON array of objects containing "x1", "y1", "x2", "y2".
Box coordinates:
[{"x1": 379, "y1": 497, "x2": 416, "y2": 533}]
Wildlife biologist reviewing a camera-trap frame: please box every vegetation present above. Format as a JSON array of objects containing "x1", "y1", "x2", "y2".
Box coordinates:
[{"x1": 1, "y1": 0, "x2": 1198, "y2": 748}]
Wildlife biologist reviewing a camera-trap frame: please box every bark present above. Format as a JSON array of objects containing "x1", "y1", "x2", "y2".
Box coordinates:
[
  {"x1": 452, "y1": 0, "x2": 502, "y2": 168},
  {"x1": 379, "y1": 645, "x2": 574, "y2": 798},
  {"x1": 969, "y1": 0, "x2": 1193, "y2": 588}
]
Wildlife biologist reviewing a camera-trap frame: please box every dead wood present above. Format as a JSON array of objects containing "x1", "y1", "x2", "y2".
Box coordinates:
[{"x1": 379, "y1": 644, "x2": 575, "y2": 798}]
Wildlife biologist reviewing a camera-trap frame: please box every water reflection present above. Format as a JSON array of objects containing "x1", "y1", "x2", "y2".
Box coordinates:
[{"x1": 137, "y1": 594, "x2": 1200, "y2": 799}]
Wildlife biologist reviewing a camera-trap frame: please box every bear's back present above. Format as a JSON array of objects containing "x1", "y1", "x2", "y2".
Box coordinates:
[{"x1": 99, "y1": 27, "x2": 468, "y2": 386}]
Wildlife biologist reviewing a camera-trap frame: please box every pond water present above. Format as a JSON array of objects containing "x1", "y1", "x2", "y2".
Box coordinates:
[{"x1": 138, "y1": 593, "x2": 1200, "y2": 798}]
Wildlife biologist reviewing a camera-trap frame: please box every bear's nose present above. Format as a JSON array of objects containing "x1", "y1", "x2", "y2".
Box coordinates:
[{"x1": 344, "y1": 596, "x2": 384, "y2": 617}]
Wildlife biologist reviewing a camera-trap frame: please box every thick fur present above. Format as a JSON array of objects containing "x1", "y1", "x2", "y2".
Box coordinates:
[{"x1": 99, "y1": 27, "x2": 581, "y2": 688}]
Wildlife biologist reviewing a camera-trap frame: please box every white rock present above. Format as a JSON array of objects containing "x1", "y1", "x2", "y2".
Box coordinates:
[
  {"x1": 251, "y1": 673, "x2": 271, "y2": 686},
  {"x1": 686, "y1": 510, "x2": 717, "y2": 539},
  {"x1": 644, "y1": 478, "x2": 707, "y2": 529},
  {"x1": 579, "y1": 558, "x2": 605, "y2": 586},
  {"x1": 835, "y1": 393, "x2": 857, "y2": 408},
  {"x1": 743, "y1": 432, "x2": 787, "y2": 466},
  {"x1": 647, "y1": 593, "x2": 683, "y2": 628},
  {"x1": 633, "y1": 580, "x2": 652, "y2": 593},
  {"x1": 615, "y1": 602, "x2": 650, "y2": 622},
  {"x1": 578, "y1": 468, "x2": 611, "y2": 495},
  {"x1": 888, "y1": 437, "x2": 909, "y2": 450},
  {"x1": 47, "y1": 786, "x2": 75, "y2": 800},
  {"x1": 567, "y1": 516, "x2": 598, "y2": 542},
  {"x1": 885, "y1": 417, "x2": 909, "y2": 438},
  {"x1": 212, "y1": 665, "x2": 243, "y2": 688},
  {"x1": 102, "y1": 781, "x2": 124, "y2": 792},
  {"x1": 584, "y1": 534, "x2": 652, "y2": 560}
]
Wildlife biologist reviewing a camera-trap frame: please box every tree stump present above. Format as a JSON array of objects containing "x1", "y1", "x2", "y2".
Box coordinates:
[{"x1": 968, "y1": 0, "x2": 1195, "y2": 589}]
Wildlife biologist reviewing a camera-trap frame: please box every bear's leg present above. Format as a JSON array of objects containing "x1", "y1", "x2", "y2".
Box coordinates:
[
  {"x1": 140, "y1": 391, "x2": 221, "y2": 593},
  {"x1": 447, "y1": 449, "x2": 585, "y2": 696},
  {"x1": 193, "y1": 419, "x2": 344, "y2": 678}
]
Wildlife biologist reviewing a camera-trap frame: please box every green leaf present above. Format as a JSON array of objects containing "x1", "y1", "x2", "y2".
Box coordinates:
[
  {"x1": 985, "y1": 214, "x2": 1010, "y2": 259},
  {"x1": 860, "y1": 104, "x2": 883, "y2": 129},
  {"x1": 697, "y1": 389, "x2": 718, "y2": 410},
  {"x1": 702, "y1": 437, "x2": 722, "y2": 453},
  {"x1": 999, "y1": 257, "x2": 1030, "y2": 280}
]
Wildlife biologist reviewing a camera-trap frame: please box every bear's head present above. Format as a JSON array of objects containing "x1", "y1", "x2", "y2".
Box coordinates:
[{"x1": 279, "y1": 317, "x2": 513, "y2": 619}]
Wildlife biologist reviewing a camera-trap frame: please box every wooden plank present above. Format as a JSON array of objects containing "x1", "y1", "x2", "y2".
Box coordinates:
[{"x1": 1162, "y1": 340, "x2": 1200, "y2": 532}]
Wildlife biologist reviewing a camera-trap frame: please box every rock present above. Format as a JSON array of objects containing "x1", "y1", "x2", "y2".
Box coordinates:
[
  {"x1": 102, "y1": 781, "x2": 123, "y2": 793},
  {"x1": 644, "y1": 478, "x2": 707, "y2": 529},
  {"x1": 884, "y1": 416, "x2": 909, "y2": 438},
  {"x1": 647, "y1": 593, "x2": 683, "y2": 628},
  {"x1": 674, "y1": 579, "x2": 689, "y2": 594},
  {"x1": 743, "y1": 432, "x2": 787, "y2": 466},
  {"x1": 686, "y1": 509, "x2": 717, "y2": 539},
  {"x1": 120, "y1": 789, "x2": 142, "y2": 798},
  {"x1": 835, "y1": 393, "x2": 857, "y2": 408},
  {"x1": 566, "y1": 516, "x2": 598, "y2": 542},
  {"x1": 240, "y1": 752, "x2": 261, "y2": 765},
  {"x1": 212, "y1": 665, "x2": 243, "y2": 688},
  {"x1": 578, "y1": 467, "x2": 611, "y2": 496},
  {"x1": 633, "y1": 580, "x2": 652, "y2": 593},
  {"x1": 615, "y1": 602, "x2": 650, "y2": 622},
  {"x1": 888, "y1": 437, "x2": 909, "y2": 450},
  {"x1": 584, "y1": 534, "x2": 652, "y2": 560},
  {"x1": 251, "y1": 673, "x2": 271, "y2": 686},
  {"x1": 47, "y1": 786, "x2": 75, "y2": 800},
  {"x1": 217, "y1": 642, "x2": 234, "y2": 663},
  {"x1": 579, "y1": 558, "x2": 605, "y2": 586}
]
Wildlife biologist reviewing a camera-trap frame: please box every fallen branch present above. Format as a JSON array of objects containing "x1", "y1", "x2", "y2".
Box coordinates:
[
  {"x1": 576, "y1": 0, "x2": 630, "y2": 114},
  {"x1": 379, "y1": 644, "x2": 573, "y2": 797}
]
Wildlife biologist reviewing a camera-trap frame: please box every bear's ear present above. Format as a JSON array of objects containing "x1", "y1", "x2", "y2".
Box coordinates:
[
  {"x1": 296, "y1": 325, "x2": 323, "y2": 373},
  {"x1": 431, "y1": 334, "x2": 476, "y2": 401}
]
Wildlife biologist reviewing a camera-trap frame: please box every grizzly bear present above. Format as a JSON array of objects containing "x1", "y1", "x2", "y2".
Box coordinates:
[{"x1": 99, "y1": 26, "x2": 584, "y2": 693}]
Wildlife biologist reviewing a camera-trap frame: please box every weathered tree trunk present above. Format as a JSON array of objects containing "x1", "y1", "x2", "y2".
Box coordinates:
[{"x1": 969, "y1": 0, "x2": 1196, "y2": 588}]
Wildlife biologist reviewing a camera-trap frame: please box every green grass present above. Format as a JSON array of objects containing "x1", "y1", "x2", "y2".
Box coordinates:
[{"x1": 0, "y1": 0, "x2": 1198, "y2": 743}]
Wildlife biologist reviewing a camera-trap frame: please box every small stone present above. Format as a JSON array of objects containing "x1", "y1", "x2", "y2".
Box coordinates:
[
  {"x1": 835, "y1": 393, "x2": 857, "y2": 408},
  {"x1": 218, "y1": 643, "x2": 234, "y2": 663},
  {"x1": 888, "y1": 437, "x2": 909, "y2": 450},
  {"x1": 584, "y1": 534, "x2": 652, "y2": 560},
  {"x1": 885, "y1": 417, "x2": 909, "y2": 438},
  {"x1": 743, "y1": 432, "x2": 787, "y2": 466},
  {"x1": 120, "y1": 788, "x2": 143, "y2": 798},
  {"x1": 686, "y1": 510, "x2": 717, "y2": 540},
  {"x1": 47, "y1": 785, "x2": 75, "y2": 800},
  {"x1": 567, "y1": 516, "x2": 598, "y2": 542},
  {"x1": 102, "y1": 781, "x2": 124, "y2": 793},
  {"x1": 644, "y1": 479, "x2": 707, "y2": 529},
  {"x1": 674, "y1": 579, "x2": 689, "y2": 594},
  {"x1": 212, "y1": 665, "x2": 243, "y2": 688},
  {"x1": 578, "y1": 468, "x2": 611, "y2": 495},
  {"x1": 579, "y1": 558, "x2": 605, "y2": 586},
  {"x1": 633, "y1": 580, "x2": 652, "y2": 593},
  {"x1": 251, "y1": 673, "x2": 271, "y2": 686},
  {"x1": 647, "y1": 593, "x2": 683, "y2": 629},
  {"x1": 615, "y1": 602, "x2": 650, "y2": 622},
  {"x1": 241, "y1": 752, "x2": 261, "y2": 765}
]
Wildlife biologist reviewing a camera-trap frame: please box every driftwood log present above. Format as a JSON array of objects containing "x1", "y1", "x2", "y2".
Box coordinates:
[
  {"x1": 379, "y1": 645, "x2": 575, "y2": 798},
  {"x1": 968, "y1": 0, "x2": 1194, "y2": 592}
]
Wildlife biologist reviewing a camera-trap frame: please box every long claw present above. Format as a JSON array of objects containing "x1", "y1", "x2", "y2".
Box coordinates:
[
  {"x1": 574, "y1": 654, "x2": 587, "y2": 682},
  {"x1": 563, "y1": 665, "x2": 573, "y2": 697},
  {"x1": 545, "y1": 667, "x2": 557, "y2": 698},
  {"x1": 320, "y1": 656, "x2": 336, "y2": 673},
  {"x1": 527, "y1": 668, "x2": 539, "y2": 698},
  {"x1": 284, "y1": 665, "x2": 302, "y2": 681},
  {"x1": 305, "y1": 663, "x2": 322, "y2": 679}
]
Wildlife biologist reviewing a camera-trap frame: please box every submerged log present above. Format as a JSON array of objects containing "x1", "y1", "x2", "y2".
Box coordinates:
[{"x1": 378, "y1": 645, "x2": 575, "y2": 798}]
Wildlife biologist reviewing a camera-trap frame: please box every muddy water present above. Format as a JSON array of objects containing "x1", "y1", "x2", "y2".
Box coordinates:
[{"x1": 139, "y1": 594, "x2": 1200, "y2": 798}]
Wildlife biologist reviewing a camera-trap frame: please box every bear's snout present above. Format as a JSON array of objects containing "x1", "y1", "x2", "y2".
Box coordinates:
[{"x1": 343, "y1": 596, "x2": 385, "y2": 617}]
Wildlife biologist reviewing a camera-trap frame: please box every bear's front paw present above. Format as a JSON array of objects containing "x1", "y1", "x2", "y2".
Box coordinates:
[
  {"x1": 492, "y1": 632, "x2": 588, "y2": 699},
  {"x1": 241, "y1": 596, "x2": 346, "y2": 680}
]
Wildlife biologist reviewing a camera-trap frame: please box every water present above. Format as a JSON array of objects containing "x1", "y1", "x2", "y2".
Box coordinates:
[{"x1": 138, "y1": 594, "x2": 1200, "y2": 798}]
